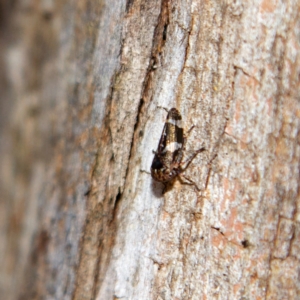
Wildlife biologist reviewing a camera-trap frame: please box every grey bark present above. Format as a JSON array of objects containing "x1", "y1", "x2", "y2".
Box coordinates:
[{"x1": 0, "y1": 0, "x2": 299, "y2": 299}]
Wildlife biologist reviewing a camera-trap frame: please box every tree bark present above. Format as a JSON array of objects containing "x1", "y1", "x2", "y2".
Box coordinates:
[{"x1": 0, "y1": 0, "x2": 299, "y2": 299}]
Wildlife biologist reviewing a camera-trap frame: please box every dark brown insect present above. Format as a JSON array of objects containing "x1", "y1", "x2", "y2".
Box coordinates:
[{"x1": 151, "y1": 108, "x2": 204, "y2": 192}]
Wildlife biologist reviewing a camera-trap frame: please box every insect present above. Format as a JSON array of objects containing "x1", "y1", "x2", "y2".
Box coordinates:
[{"x1": 151, "y1": 108, "x2": 205, "y2": 192}]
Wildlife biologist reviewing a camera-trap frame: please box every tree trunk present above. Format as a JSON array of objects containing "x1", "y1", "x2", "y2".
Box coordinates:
[{"x1": 0, "y1": 0, "x2": 299, "y2": 299}]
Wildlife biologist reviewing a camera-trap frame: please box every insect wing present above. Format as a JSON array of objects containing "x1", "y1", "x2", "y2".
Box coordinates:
[
  {"x1": 164, "y1": 108, "x2": 184, "y2": 164},
  {"x1": 151, "y1": 108, "x2": 184, "y2": 183},
  {"x1": 156, "y1": 118, "x2": 168, "y2": 155}
]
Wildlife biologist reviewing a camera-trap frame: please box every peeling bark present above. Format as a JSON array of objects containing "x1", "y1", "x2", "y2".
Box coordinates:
[{"x1": 0, "y1": 0, "x2": 299, "y2": 299}]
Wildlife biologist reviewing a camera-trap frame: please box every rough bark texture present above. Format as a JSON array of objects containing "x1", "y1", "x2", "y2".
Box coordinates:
[{"x1": 0, "y1": 0, "x2": 299, "y2": 299}]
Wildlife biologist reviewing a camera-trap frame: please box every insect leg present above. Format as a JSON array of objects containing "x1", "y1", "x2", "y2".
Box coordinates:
[
  {"x1": 157, "y1": 106, "x2": 169, "y2": 113},
  {"x1": 140, "y1": 169, "x2": 151, "y2": 175},
  {"x1": 182, "y1": 125, "x2": 195, "y2": 150},
  {"x1": 178, "y1": 174, "x2": 200, "y2": 191},
  {"x1": 181, "y1": 147, "x2": 205, "y2": 171},
  {"x1": 186, "y1": 125, "x2": 195, "y2": 136}
]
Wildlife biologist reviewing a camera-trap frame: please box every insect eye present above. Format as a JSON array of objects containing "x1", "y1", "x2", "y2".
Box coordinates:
[{"x1": 151, "y1": 157, "x2": 163, "y2": 170}]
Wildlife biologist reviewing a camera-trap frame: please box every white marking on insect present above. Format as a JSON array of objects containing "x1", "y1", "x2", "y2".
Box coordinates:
[
  {"x1": 162, "y1": 142, "x2": 183, "y2": 153},
  {"x1": 167, "y1": 119, "x2": 183, "y2": 127}
]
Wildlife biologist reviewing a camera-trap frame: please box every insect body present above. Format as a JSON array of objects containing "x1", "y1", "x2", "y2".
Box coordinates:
[{"x1": 151, "y1": 108, "x2": 204, "y2": 191}]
